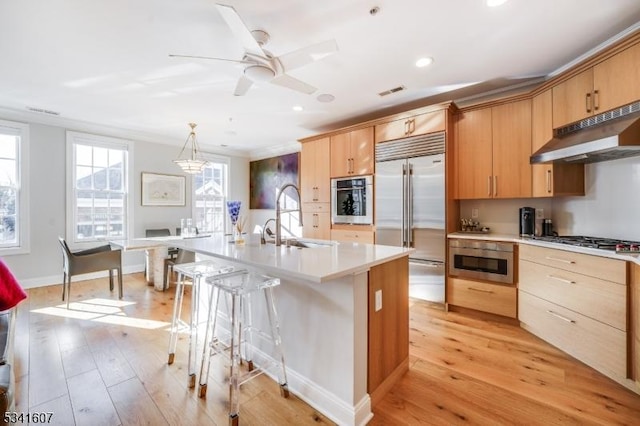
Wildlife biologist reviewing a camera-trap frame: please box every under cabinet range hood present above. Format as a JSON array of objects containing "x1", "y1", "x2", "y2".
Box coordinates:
[{"x1": 530, "y1": 101, "x2": 640, "y2": 164}]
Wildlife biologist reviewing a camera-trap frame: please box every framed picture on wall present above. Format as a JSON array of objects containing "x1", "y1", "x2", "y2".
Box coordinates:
[
  {"x1": 249, "y1": 152, "x2": 299, "y2": 209},
  {"x1": 141, "y1": 172, "x2": 186, "y2": 206}
]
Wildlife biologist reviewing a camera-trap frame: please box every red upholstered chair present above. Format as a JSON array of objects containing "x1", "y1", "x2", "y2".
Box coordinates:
[{"x1": 58, "y1": 237, "x2": 122, "y2": 309}]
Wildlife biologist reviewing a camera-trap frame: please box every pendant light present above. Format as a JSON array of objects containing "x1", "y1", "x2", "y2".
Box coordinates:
[{"x1": 173, "y1": 123, "x2": 208, "y2": 174}]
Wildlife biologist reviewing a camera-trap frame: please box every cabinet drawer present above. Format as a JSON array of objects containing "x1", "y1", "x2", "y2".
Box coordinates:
[
  {"x1": 520, "y1": 260, "x2": 626, "y2": 331},
  {"x1": 519, "y1": 244, "x2": 626, "y2": 284},
  {"x1": 331, "y1": 229, "x2": 374, "y2": 244},
  {"x1": 519, "y1": 291, "x2": 627, "y2": 380},
  {"x1": 302, "y1": 202, "x2": 329, "y2": 212},
  {"x1": 447, "y1": 277, "x2": 517, "y2": 318}
]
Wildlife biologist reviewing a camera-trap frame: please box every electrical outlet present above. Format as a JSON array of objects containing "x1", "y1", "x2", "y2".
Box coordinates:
[
  {"x1": 375, "y1": 290, "x2": 382, "y2": 312},
  {"x1": 471, "y1": 208, "x2": 479, "y2": 219},
  {"x1": 536, "y1": 208, "x2": 544, "y2": 219}
]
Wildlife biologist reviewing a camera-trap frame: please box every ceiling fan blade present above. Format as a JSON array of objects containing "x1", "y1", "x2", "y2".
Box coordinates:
[
  {"x1": 271, "y1": 73, "x2": 317, "y2": 95},
  {"x1": 215, "y1": 4, "x2": 265, "y2": 57},
  {"x1": 168, "y1": 54, "x2": 255, "y2": 65},
  {"x1": 277, "y1": 39, "x2": 338, "y2": 72},
  {"x1": 234, "y1": 75, "x2": 253, "y2": 96}
]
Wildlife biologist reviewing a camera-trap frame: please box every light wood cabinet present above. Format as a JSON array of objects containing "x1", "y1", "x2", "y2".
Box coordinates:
[
  {"x1": 447, "y1": 277, "x2": 517, "y2": 318},
  {"x1": 374, "y1": 110, "x2": 446, "y2": 143},
  {"x1": 301, "y1": 137, "x2": 331, "y2": 239},
  {"x1": 330, "y1": 127, "x2": 374, "y2": 177},
  {"x1": 300, "y1": 137, "x2": 330, "y2": 203},
  {"x1": 456, "y1": 99, "x2": 531, "y2": 199},
  {"x1": 552, "y1": 42, "x2": 640, "y2": 128},
  {"x1": 631, "y1": 262, "x2": 640, "y2": 388},
  {"x1": 531, "y1": 90, "x2": 584, "y2": 197},
  {"x1": 519, "y1": 244, "x2": 630, "y2": 387},
  {"x1": 302, "y1": 210, "x2": 331, "y2": 240},
  {"x1": 330, "y1": 228, "x2": 375, "y2": 244}
]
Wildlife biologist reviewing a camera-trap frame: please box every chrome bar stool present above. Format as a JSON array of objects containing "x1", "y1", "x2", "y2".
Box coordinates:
[
  {"x1": 198, "y1": 271, "x2": 289, "y2": 426},
  {"x1": 167, "y1": 260, "x2": 245, "y2": 388}
]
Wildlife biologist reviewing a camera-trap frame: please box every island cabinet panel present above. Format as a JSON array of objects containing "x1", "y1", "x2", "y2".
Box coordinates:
[
  {"x1": 330, "y1": 127, "x2": 374, "y2": 178},
  {"x1": 632, "y1": 262, "x2": 640, "y2": 388},
  {"x1": 300, "y1": 137, "x2": 330, "y2": 204},
  {"x1": 374, "y1": 110, "x2": 446, "y2": 143},
  {"x1": 531, "y1": 89, "x2": 584, "y2": 197},
  {"x1": 368, "y1": 255, "x2": 409, "y2": 401},
  {"x1": 519, "y1": 243, "x2": 632, "y2": 390}
]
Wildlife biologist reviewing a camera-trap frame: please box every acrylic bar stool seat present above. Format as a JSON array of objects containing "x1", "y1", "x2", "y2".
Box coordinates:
[
  {"x1": 199, "y1": 271, "x2": 289, "y2": 426},
  {"x1": 166, "y1": 260, "x2": 245, "y2": 389}
]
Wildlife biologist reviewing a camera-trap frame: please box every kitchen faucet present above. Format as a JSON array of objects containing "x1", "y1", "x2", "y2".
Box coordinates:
[
  {"x1": 275, "y1": 183, "x2": 303, "y2": 246},
  {"x1": 261, "y1": 218, "x2": 276, "y2": 244}
]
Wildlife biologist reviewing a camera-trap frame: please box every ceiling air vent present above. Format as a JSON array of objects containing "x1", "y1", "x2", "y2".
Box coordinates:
[
  {"x1": 378, "y1": 85, "x2": 406, "y2": 97},
  {"x1": 26, "y1": 106, "x2": 60, "y2": 116}
]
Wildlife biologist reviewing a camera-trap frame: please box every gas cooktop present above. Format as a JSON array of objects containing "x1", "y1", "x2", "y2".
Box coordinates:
[{"x1": 529, "y1": 235, "x2": 640, "y2": 251}]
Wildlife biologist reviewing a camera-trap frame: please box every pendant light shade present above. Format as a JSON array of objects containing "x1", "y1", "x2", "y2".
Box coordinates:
[{"x1": 173, "y1": 122, "x2": 208, "y2": 174}]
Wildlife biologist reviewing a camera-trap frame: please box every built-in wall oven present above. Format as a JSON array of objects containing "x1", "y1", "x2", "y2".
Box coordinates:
[
  {"x1": 448, "y1": 239, "x2": 514, "y2": 284},
  {"x1": 331, "y1": 175, "x2": 373, "y2": 225}
]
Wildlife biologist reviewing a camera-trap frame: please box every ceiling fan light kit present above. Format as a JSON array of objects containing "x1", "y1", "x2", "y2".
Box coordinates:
[
  {"x1": 169, "y1": 3, "x2": 338, "y2": 96},
  {"x1": 173, "y1": 123, "x2": 208, "y2": 174}
]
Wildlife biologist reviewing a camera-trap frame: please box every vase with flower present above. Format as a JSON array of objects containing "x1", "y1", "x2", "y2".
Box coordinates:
[{"x1": 226, "y1": 200, "x2": 246, "y2": 245}]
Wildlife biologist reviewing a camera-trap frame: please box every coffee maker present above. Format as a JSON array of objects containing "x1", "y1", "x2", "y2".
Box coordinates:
[{"x1": 519, "y1": 207, "x2": 535, "y2": 236}]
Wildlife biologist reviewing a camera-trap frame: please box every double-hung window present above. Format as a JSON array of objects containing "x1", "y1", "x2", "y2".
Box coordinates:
[
  {"x1": 66, "y1": 131, "x2": 132, "y2": 245},
  {"x1": 193, "y1": 156, "x2": 228, "y2": 233},
  {"x1": 0, "y1": 120, "x2": 29, "y2": 254}
]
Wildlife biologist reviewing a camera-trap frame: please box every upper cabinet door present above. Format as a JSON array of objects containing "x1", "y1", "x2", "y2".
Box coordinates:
[
  {"x1": 350, "y1": 127, "x2": 374, "y2": 176},
  {"x1": 375, "y1": 110, "x2": 446, "y2": 143},
  {"x1": 330, "y1": 132, "x2": 351, "y2": 177},
  {"x1": 594, "y1": 42, "x2": 640, "y2": 113},
  {"x1": 552, "y1": 68, "x2": 594, "y2": 128},
  {"x1": 301, "y1": 137, "x2": 330, "y2": 203},
  {"x1": 455, "y1": 108, "x2": 493, "y2": 199},
  {"x1": 492, "y1": 99, "x2": 532, "y2": 199}
]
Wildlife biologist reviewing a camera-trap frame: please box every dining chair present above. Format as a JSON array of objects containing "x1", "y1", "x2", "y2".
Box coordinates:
[{"x1": 58, "y1": 237, "x2": 123, "y2": 309}]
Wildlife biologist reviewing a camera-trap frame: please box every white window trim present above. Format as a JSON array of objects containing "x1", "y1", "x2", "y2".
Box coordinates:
[
  {"x1": 192, "y1": 153, "x2": 230, "y2": 233},
  {"x1": 0, "y1": 119, "x2": 30, "y2": 255},
  {"x1": 66, "y1": 131, "x2": 134, "y2": 249}
]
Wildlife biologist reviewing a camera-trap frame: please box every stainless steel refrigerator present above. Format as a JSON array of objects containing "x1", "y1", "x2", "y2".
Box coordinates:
[{"x1": 375, "y1": 134, "x2": 445, "y2": 302}]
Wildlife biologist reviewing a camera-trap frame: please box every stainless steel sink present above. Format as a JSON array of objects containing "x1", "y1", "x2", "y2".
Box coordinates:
[{"x1": 263, "y1": 239, "x2": 336, "y2": 249}]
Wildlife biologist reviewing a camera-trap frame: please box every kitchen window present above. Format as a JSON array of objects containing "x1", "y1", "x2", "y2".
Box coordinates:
[
  {"x1": 192, "y1": 156, "x2": 228, "y2": 233},
  {"x1": 66, "y1": 131, "x2": 132, "y2": 245},
  {"x1": 0, "y1": 120, "x2": 29, "y2": 254}
]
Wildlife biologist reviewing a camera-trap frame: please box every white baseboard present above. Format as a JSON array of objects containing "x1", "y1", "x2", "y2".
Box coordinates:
[
  {"x1": 19, "y1": 264, "x2": 145, "y2": 289},
  {"x1": 249, "y1": 347, "x2": 372, "y2": 426}
]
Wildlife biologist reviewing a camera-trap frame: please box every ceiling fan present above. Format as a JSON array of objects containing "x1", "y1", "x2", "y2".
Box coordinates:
[{"x1": 169, "y1": 3, "x2": 338, "y2": 96}]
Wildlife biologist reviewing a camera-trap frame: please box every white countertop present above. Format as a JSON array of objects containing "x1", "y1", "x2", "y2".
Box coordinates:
[
  {"x1": 448, "y1": 232, "x2": 640, "y2": 265},
  {"x1": 113, "y1": 234, "x2": 412, "y2": 283}
]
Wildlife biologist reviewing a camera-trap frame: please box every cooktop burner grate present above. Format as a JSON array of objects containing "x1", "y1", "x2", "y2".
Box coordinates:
[{"x1": 530, "y1": 235, "x2": 640, "y2": 250}]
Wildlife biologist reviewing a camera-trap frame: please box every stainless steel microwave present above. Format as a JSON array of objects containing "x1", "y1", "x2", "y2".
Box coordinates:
[
  {"x1": 331, "y1": 175, "x2": 373, "y2": 225},
  {"x1": 448, "y1": 239, "x2": 514, "y2": 285}
]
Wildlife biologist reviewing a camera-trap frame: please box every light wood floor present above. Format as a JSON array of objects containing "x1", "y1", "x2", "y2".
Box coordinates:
[{"x1": 14, "y1": 274, "x2": 640, "y2": 425}]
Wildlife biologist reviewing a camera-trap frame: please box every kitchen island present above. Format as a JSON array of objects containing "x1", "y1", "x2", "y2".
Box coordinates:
[{"x1": 120, "y1": 233, "x2": 412, "y2": 426}]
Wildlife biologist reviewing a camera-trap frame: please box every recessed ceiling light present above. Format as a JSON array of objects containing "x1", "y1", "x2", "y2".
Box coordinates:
[
  {"x1": 317, "y1": 93, "x2": 335, "y2": 103},
  {"x1": 486, "y1": 0, "x2": 508, "y2": 7},
  {"x1": 292, "y1": 105, "x2": 304, "y2": 112},
  {"x1": 415, "y1": 57, "x2": 434, "y2": 68}
]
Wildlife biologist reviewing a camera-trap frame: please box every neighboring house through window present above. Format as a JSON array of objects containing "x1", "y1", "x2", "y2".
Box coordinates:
[
  {"x1": 0, "y1": 120, "x2": 29, "y2": 254},
  {"x1": 66, "y1": 131, "x2": 132, "y2": 245},
  {"x1": 193, "y1": 156, "x2": 228, "y2": 234}
]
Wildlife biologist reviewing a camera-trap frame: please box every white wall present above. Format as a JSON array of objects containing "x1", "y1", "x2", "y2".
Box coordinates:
[
  {"x1": 1, "y1": 120, "x2": 249, "y2": 287},
  {"x1": 552, "y1": 156, "x2": 640, "y2": 240}
]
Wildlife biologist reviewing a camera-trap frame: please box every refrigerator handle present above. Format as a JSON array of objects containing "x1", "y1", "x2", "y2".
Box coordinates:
[
  {"x1": 408, "y1": 163, "x2": 414, "y2": 247},
  {"x1": 402, "y1": 163, "x2": 407, "y2": 247}
]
